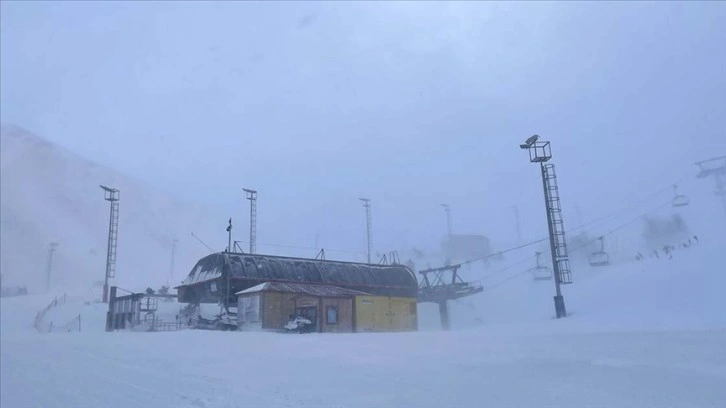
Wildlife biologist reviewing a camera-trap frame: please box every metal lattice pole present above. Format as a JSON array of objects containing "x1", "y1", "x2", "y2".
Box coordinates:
[
  {"x1": 45, "y1": 242, "x2": 59, "y2": 292},
  {"x1": 244, "y1": 188, "x2": 257, "y2": 254},
  {"x1": 520, "y1": 136, "x2": 572, "y2": 319},
  {"x1": 360, "y1": 198, "x2": 372, "y2": 263},
  {"x1": 100, "y1": 185, "x2": 120, "y2": 303}
]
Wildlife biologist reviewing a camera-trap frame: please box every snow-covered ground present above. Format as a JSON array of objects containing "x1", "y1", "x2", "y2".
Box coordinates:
[
  {"x1": 3, "y1": 238, "x2": 725, "y2": 408},
  {"x1": 2, "y1": 123, "x2": 725, "y2": 407}
]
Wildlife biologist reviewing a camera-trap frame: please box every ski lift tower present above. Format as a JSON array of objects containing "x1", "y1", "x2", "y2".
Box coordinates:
[
  {"x1": 418, "y1": 264, "x2": 483, "y2": 330},
  {"x1": 519, "y1": 135, "x2": 573, "y2": 318},
  {"x1": 100, "y1": 185, "x2": 120, "y2": 303},
  {"x1": 695, "y1": 156, "x2": 726, "y2": 219}
]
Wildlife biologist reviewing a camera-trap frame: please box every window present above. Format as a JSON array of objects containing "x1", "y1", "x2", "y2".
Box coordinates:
[
  {"x1": 326, "y1": 306, "x2": 338, "y2": 325},
  {"x1": 210, "y1": 282, "x2": 218, "y2": 293}
]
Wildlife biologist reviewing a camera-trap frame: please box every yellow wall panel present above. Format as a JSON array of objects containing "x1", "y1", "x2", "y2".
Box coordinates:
[{"x1": 354, "y1": 296, "x2": 417, "y2": 332}]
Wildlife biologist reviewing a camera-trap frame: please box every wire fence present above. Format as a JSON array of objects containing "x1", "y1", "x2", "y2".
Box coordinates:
[{"x1": 33, "y1": 293, "x2": 82, "y2": 333}]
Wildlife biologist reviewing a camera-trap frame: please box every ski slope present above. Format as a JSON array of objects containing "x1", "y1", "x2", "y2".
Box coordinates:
[
  {"x1": 2, "y1": 123, "x2": 725, "y2": 407},
  {"x1": 3, "y1": 239, "x2": 725, "y2": 408},
  {"x1": 0, "y1": 123, "x2": 224, "y2": 294}
]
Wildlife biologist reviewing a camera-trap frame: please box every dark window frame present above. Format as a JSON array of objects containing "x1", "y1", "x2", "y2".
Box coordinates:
[{"x1": 326, "y1": 305, "x2": 338, "y2": 325}]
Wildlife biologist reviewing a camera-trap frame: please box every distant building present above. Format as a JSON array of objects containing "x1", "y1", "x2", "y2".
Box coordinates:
[
  {"x1": 441, "y1": 234, "x2": 492, "y2": 262},
  {"x1": 236, "y1": 281, "x2": 417, "y2": 333}
]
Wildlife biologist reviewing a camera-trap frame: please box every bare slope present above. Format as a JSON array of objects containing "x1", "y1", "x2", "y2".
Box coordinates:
[{"x1": 0, "y1": 124, "x2": 222, "y2": 294}]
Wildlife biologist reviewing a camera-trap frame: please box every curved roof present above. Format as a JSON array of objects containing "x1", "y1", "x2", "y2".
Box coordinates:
[{"x1": 180, "y1": 252, "x2": 418, "y2": 290}]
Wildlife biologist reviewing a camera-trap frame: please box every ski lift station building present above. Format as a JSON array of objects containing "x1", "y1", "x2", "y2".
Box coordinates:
[{"x1": 176, "y1": 252, "x2": 419, "y2": 333}]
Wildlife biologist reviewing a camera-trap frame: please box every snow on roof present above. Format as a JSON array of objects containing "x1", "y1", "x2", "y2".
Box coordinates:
[
  {"x1": 236, "y1": 282, "x2": 370, "y2": 297},
  {"x1": 178, "y1": 259, "x2": 223, "y2": 286}
]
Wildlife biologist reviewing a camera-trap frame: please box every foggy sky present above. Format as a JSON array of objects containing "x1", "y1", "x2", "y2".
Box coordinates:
[{"x1": 2, "y1": 1, "x2": 725, "y2": 256}]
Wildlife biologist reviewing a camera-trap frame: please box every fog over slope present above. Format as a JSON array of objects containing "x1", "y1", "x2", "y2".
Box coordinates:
[{"x1": 1, "y1": 123, "x2": 225, "y2": 294}]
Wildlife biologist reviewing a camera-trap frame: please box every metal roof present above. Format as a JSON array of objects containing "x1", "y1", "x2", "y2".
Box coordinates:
[
  {"x1": 179, "y1": 252, "x2": 418, "y2": 290},
  {"x1": 236, "y1": 282, "x2": 370, "y2": 297}
]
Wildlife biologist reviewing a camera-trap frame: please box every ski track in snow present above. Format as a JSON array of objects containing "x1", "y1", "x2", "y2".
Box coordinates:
[{"x1": 2, "y1": 328, "x2": 725, "y2": 408}]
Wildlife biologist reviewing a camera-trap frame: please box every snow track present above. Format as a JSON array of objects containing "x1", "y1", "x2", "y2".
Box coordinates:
[{"x1": 2, "y1": 328, "x2": 725, "y2": 408}]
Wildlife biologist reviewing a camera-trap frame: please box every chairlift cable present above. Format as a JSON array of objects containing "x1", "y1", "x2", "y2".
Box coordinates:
[
  {"x1": 458, "y1": 176, "x2": 693, "y2": 267},
  {"x1": 477, "y1": 187, "x2": 694, "y2": 291}
]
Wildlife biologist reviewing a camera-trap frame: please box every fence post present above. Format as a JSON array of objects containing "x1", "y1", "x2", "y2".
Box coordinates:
[
  {"x1": 48, "y1": 321, "x2": 53, "y2": 333},
  {"x1": 78, "y1": 314, "x2": 82, "y2": 332}
]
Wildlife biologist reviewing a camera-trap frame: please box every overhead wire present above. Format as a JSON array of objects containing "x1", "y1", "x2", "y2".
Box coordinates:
[
  {"x1": 469, "y1": 181, "x2": 698, "y2": 291},
  {"x1": 457, "y1": 174, "x2": 694, "y2": 268}
]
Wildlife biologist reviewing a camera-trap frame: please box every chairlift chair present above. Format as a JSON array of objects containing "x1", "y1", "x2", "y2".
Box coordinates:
[
  {"x1": 588, "y1": 236, "x2": 610, "y2": 267},
  {"x1": 530, "y1": 252, "x2": 552, "y2": 281},
  {"x1": 671, "y1": 184, "x2": 690, "y2": 208}
]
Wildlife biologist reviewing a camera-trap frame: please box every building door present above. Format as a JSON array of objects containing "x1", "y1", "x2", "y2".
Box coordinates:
[{"x1": 295, "y1": 306, "x2": 318, "y2": 332}]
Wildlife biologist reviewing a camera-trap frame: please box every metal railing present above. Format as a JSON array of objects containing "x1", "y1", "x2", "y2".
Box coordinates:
[{"x1": 33, "y1": 294, "x2": 82, "y2": 333}]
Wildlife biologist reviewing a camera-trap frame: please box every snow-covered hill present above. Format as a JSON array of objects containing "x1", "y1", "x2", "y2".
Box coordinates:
[
  {"x1": 2, "y1": 123, "x2": 725, "y2": 408},
  {"x1": 0, "y1": 123, "x2": 225, "y2": 295}
]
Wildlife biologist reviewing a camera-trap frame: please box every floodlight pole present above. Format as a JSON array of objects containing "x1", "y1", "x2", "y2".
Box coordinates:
[
  {"x1": 512, "y1": 205, "x2": 522, "y2": 243},
  {"x1": 169, "y1": 239, "x2": 178, "y2": 286},
  {"x1": 226, "y1": 218, "x2": 233, "y2": 252},
  {"x1": 540, "y1": 162, "x2": 564, "y2": 301},
  {"x1": 520, "y1": 136, "x2": 572, "y2": 318},
  {"x1": 360, "y1": 198, "x2": 372, "y2": 263},
  {"x1": 243, "y1": 188, "x2": 258, "y2": 254},
  {"x1": 441, "y1": 204, "x2": 452, "y2": 236},
  {"x1": 100, "y1": 185, "x2": 120, "y2": 303},
  {"x1": 45, "y1": 242, "x2": 59, "y2": 292}
]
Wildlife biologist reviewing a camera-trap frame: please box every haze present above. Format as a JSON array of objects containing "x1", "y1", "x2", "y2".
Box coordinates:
[{"x1": 2, "y1": 1, "x2": 725, "y2": 257}]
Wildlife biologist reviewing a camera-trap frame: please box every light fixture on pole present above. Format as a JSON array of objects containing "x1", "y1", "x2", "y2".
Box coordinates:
[{"x1": 519, "y1": 135, "x2": 573, "y2": 318}]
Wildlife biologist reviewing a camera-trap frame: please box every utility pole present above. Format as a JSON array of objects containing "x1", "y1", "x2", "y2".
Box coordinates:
[
  {"x1": 226, "y1": 218, "x2": 233, "y2": 252},
  {"x1": 243, "y1": 188, "x2": 258, "y2": 254},
  {"x1": 169, "y1": 239, "x2": 178, "y2": 286},
  {"x1": 100, "y1": 185, "x2": 120, "y2": 304},
  {"x1": 441, "y1": 204, "x2": 452, "y2": 236},
  {"x1": 45, "y1": 242, "x2": 59, "y2": 292},
  {"x1": 520, "y1": 135, "x2": 573, "y2": 319},
  {"x1": 696, "y1": 156, "x2": 726, "y2": 220},
  {"x1": 225, "y1": 218, "x2": 232, "y2": 310},
  {"x1": 360, "y1": 198, "x2": 372, "y2": 263},
  {"x1": 511, "y1": 205, "x2": 522, "y2": 244}
]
